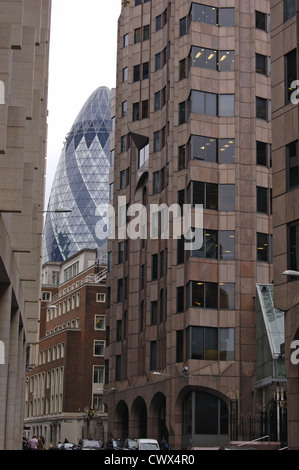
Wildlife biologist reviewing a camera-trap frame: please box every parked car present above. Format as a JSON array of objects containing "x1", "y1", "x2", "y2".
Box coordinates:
[
  {"x1": 123, "y1": 438, "x2": 137, "y2": 450},
  {"x1": 104, "y1": 438, "x2": 124, "y2": 450},
  {"x1": 59, "y1": 442, "x2": 78, "y2": 450},
  {"x1": 136, "y1": 439, "x2": 160, "y2": 450},
  {"x1": 77, "y1": 439, "x2": 101, "y2": 450}
]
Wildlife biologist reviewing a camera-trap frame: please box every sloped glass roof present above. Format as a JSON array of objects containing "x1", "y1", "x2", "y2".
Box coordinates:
[
  {"x1": 256, "y1": 284, "x2": 284, "y2": 356},
  {"x1": 255, "y1": 284, "x2": 286, "y2": 386},
  {"x1": 43, "y1": 86, "x2": 111, "y2": 263}
]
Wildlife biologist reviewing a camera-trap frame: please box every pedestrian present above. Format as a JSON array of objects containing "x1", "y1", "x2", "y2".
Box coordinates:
[
  {"x1": 28, "y1": 434, "x2": 38, "y2": 450},
  {"x1": 37, "y1": 436, "x2": 46, "y2": 450},
  {"x1": 22, "y1": 434, "x2": 29, "y2": 450},
  {"x1": 160, "y1": 436, "x2": 168, "y2": 450}
]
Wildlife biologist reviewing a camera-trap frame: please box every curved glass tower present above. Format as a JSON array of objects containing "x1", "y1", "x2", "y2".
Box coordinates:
[{"x1": 43, "y1": 86, "x2": 111, "y2": 263}]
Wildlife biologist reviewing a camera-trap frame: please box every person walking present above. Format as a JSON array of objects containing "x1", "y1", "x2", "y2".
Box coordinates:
[
  {"x1": 28, "y1": 434, "x2": 38, "y2": 450},
  {"x1": 160, "y1": 436, "x2": 168, "y2": 450}
]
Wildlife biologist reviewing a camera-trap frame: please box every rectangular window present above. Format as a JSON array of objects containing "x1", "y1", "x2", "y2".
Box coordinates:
[
  {"x1": 188, "y1": 181, "x2": 218, "y2": 210},
  {"x1": 256, "y1": 11, "x2": 267, "y2": 31},
  {"x1": 155, "y1": 52, "x2": 162, "y2": 71},
  {"x1": 177, "y1": 286, "x2": 185, "y2": 313},
  {"x1": 95, "y1": 315, "x2": 105, "y2": 330},
  {"x1": 120, "y1": 170, "x2": 126, "y2": 189},
  {"x1": 133, "y1": 64, "x2": 140, "y2": 82},
  {"x1": 143, "y1": 61, "x2": 149, "y2": 79},
  {"x1": 153, "y1": 171, "x2": 160, "y2": 194},
  {"x1": 256, "y1": 53, "x2": 268, "y2": 75},
  {"x1": 94, "y1": 340, "x2": 105, "y2": 356},
  {"x1": 219, "y1": 139, "x2": 235, "y2": 163},
  {"x1": 115, "y1": 356, "x2": 121, "y2": 381},
  {"x1": 219, "y1": 284, "x2": 235, "y2": 309},
  {"x1": 192, "y1": 3, "x2": 218, "y2": 26},
  {"x1": 188, "y1": 281, "x2": 218, "y2": 309},
  {"x1": 178, "y1": 145, "x2": 186, "y2": 170},
  {"x1": 179, "y1": 58, "x2": 187, "y2": 80},
  {"x1": 285, "y1": 49, "x2": 297, "y2": 104},
  {"x1": 93, "y1": 366, "x2": 105, "y2": 384},
  {"x1": 219, "y1": 8, "x2": 235, "y2": 27},
  {"x1": 285, "y1": 0, "x2": 296, "y2": 21},
  {"x1": 117, "y1": 279, "x2": 123, "y2": 302},
  {"x1": 123, "y1": 67, "x2": 128, "y2": 82},
  {"x1": 187, "y1": 326, "x2": 234, "y2": 361},
  {"x1": 118, "y1": 241, "x2": 124, "y2": 264},
  {"x1": 219, "y1": 231, "x2": 235, "y2": 260},
  {"x1": 219, "y1": 94, "x2": 235, "y2": 117},
  {"x1": 257, "y1": 232, "x2": 269, "y2": 262},
  {"x1": 191, "y1": 90, "x2": 217, "y2": 116},
  {"x1": 257, "y1": 141, "x2": 268, "y2": 166},
  {"x1": 121, "y1": 135, "x2": 127, "y2": 152},
  {"x1": 287, "y1": 140, "x2": 299, "y2": 189},
  {"x1": 179, "y1": 101, "x2": 186, "y2": 125},
  {"x1": 289, "y1": 220, "x2": 299, "y2": 271},
  {"x1": 189, "y1": 229, "x2": 218, "y2": 259},
  {"x1": 151, "y1": 301, "x2": 157, "y2": 324},
  {"x1": 154, "y1": 91, "x2": 161, "y2": 111},
  {"x1": 134, "y1": 27, "x2": 141, "y2": 43},
  {"x1": 96, "y1": 293, "x2": 105, "y2": 302},
  {"x1": 189, "y1": 46, "x2": 218, "y2": 70},
  {"x1": 219, "y1": 50, "x2": 235, "y2": 71},
  {"x1": 176, "y1": 330, "x2": 184, "y2": 362},
  {"x1": 257, "y1": 186, "x2": 268, "y2": 213},
  {"x1": 150, "y1": 341, "x2": 157, "y2": 370},
  {"x1": 142, "y1": 99, "x2": 149, "y2": 119},
  {"x1": 188, "y1": 135, "x2": 217, "y2": 162},
  {"x1": 256, "y1": 97, "x2": 268, "y2": 120},
  {"x1": 151, "y1": 253, "x2": 158, "y2": 279},
  {"x1": 153, "y1": 131, "x2": 160, "y2": 152},
  {"x1": 143, "y1": 24, "x2": 150, "y2": 41},
  {"x1": 219, "y1": 328, "x2": 235, "y2": 360},
  {"x1": 219, "y1": 184, "x2": 235, "y2": 211},
  {"x1": 116, "y1": 320, "x2": 122, "y2": 341},
  {"x1": 123, "y1": 33, "x2": 129, "y2": 47},
  {"x1": 179, "y1": 16, "x2": 187, "y2": 37}
]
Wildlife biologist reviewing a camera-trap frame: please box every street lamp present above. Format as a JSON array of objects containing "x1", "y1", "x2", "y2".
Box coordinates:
[
  {"x1": 283, "y1": 270, "x2": 299, "y2": 277},
  {"x1": 40, "y1": 207, "x2": 72, "y2": 213}
]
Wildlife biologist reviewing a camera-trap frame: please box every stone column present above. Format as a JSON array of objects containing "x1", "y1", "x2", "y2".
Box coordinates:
[{"x1": 0, "y1": 283, "x2": 12, "y2": 450}]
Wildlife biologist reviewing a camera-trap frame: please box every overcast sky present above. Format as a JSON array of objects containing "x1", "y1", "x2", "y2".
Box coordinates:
[{"x1": 45, "y1": 0, "x2": 121, "y2": 207}]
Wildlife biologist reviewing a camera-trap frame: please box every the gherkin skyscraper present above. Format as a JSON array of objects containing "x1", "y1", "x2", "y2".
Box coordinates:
[{"x1": 43, "y1": 86, "x2": 111, "y2": 263}]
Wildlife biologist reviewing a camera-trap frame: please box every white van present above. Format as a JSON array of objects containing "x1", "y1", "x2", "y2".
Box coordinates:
[{"x1": 136, "y1": 438, "x2": 160, "y2": 450}]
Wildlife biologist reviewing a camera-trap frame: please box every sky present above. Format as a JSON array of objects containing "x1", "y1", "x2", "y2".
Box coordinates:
[{"x1": 45, "y1": 0, "x2": 121, "y2": 207}]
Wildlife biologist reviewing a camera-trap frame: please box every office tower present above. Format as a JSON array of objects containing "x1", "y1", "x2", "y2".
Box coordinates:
[
  {"x1": 43, "y1": 86, "x2": 111, "y2": 264},
  {"x1": 0, "y1": 0, "x2": 51, "y2": 449},
  {"x1": 105, "y1": 0, "x2": 272, "y2": 449},
  {"x1": 271, "y1": 0, "x2": 299, "y2": 450}
]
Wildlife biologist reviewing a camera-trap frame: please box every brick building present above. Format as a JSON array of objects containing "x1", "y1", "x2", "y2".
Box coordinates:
[{"x1": 24, "y1": 249, "x2": 107, "y2": 447}]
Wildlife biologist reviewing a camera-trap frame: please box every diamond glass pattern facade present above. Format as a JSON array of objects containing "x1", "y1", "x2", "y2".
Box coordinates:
[{"x1": 43, "y1": 86, "x2": 111, "y2": 263}]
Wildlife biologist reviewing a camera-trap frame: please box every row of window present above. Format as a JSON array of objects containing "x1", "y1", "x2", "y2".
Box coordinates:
[
  {"x1": 179, "y1": 91, "x2": 235, "y2": 121},
  {"x1": 179, "y1": 91, "x2": 272, "y2": 122},
  {"x1": 187, "y1": 181, "x2": 235, "y2": 211},
  {"x1": 178, "y1": 326, "x2": 235, "y2": 362},
  {"x1": 179, "y1": 136, "x2": 235, "y2": 168},
  {"x1": 45, "y1": 313, "x2": 105, "y2": 340},
  {"x1": 180, "y1": 4, "x2": 235, "y2": 34},
  {"x1": 178, "y1": 139, "x2": 272, "y2": 169},
  {"x1": 180, "y1": 47, "x2": 235, "y2": 77},
  {"x1": 46, "y1": 293, "x2": 105, "y2": 321},
  {"x1": 125, "y1": 0, "x2": 294, "y2": 26}
]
